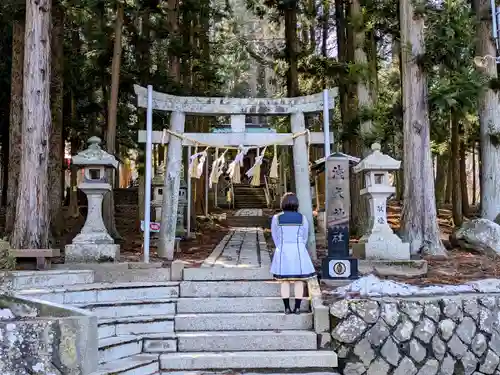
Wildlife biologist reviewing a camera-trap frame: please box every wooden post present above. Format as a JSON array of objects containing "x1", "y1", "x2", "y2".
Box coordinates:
[
  {"x1": 158, "y1": 111, "x2": 186, "y2": 259},
  {"x1": 291, "y1": 112, "x2": 316, "y2": 260}
]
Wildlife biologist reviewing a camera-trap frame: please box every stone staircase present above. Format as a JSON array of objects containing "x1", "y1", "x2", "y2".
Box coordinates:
[
  {"x1": 233, "y1": 184, "x2": 267, "y2": 209},
  {"x1": 14, "y1": 267, "x2": 338, "y2": 374}
]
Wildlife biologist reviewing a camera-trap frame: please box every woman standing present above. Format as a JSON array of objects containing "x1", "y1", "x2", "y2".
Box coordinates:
[{"x1": 270, "y1": 192, "x2": 316, "y2": 314}]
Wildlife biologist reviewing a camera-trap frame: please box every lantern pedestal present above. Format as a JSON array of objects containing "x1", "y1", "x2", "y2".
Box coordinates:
[
  {"x1": 65, "y1": 184, "x2": 120, "y2": 263},
  {"x1": 351, "y1": 191, "x2": 410, "y2": 260}
]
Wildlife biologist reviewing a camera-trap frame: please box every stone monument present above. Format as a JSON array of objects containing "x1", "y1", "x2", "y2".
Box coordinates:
[
  {"x1": 321, "y1": 153, "x2": 359, "y2": 279},
  {"x1": 176, "y1": 176, "x2": 187, "y2": 237},
  {"x1": 152, "y1": 163, "x2": 165, "y2": 221},
  {"x1": 65, "y1": 137, "x2": 120, "y2": 263},
  {"x1": 151, "y1": 163, "x2": 187, "y2": 238},
  {"x1": 352, "y1": 143, "x2": 410, "y2": 260}
]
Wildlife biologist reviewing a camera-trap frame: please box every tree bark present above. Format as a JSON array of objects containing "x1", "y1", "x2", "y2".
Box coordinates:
[
  {"x1": 69, "y1": 137, "x2": 80, "y2": 218},
  {"x1": 335, "y1": 0, "x2": 349, "y2": 127},
  {"x1": 49, "y1": 0, "x2": 64, "y2": 238},
  {"x1": 451, "y1": 113, "x2": 462, "y2": 226},
  {"x1": 399, "y1": 0, "x2": 447, "y2": 256},
  {"x1": 460, "y1": 136, "x2": 470, "y2": 216},
  {"x1": 11, "y1": 0, "x2": 52, "y2": 249},
  {"x1": 6, "y1": 21, "x2": 25, "y2": 236},
  {"x1": 284, "y1": 1, "x2": 299, "y2": 97},
  {"x1": 434, "y1": 152, "x2": 448, "y2": 206},
  {"x1": 474, "y1": 0, "x2": 500, "y2": 220},
  {"x1": 472, "y1": 143, "x2": 477, "y2": 205},
  {"x1": 103, "y1": 3, "x2": 124, "y2": 240},
  {"x1": 349, "y1": 0, "x2": 372, "y2": 236},
  {"x1": 167, "y1": 0, "x2": 181, "y2": 81},
  {"x1": 445, "y1": 150, "x2": 453, "y2": 204}
]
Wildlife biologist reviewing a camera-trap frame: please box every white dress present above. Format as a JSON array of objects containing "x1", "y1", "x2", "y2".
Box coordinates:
[{"x1": 270, "y1": 211, "x2": 316, "y2": 280}]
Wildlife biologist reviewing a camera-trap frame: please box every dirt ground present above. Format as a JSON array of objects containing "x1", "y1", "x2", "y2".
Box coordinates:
[
  {"x1": 45, "y1": 209, "x2": 232, "y2": 269},
  {"x1": 327, "y1": 202, "x2": 500, "y2": 286}
]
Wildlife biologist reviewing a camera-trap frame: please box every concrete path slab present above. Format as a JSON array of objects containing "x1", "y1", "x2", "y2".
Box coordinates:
[{"x1": 201, "y1": 209, "x2": 271, "y2": 269}]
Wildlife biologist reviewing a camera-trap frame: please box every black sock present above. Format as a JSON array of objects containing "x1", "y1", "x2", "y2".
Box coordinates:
[
  {"x1": 283, "y1": 298, "x2": 291, "y2": 310},
  {"x1": 294, "y1": 298, "x2": 301, "y2": 311}
]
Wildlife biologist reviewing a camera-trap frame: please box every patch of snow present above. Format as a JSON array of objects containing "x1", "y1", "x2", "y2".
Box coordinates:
[
  {"x1": 0, "y1": 308, "x2": 14, "y2": 320},
  {"x1": 329, "y1": 274, "x2": 495, "y2": 298}
]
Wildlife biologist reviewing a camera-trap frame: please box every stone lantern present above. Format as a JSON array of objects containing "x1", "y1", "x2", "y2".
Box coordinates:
[
  {"x1": 65, "y1": 137, "x2": 120, "y2": 263},
  {"x1": 352, "y1": 143, "x2": 410, "y2": 260}
]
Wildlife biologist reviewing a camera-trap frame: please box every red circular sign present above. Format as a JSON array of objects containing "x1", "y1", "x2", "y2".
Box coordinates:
[{"x1": 150, "y1": 223, "x2": 160, "y2": 231}]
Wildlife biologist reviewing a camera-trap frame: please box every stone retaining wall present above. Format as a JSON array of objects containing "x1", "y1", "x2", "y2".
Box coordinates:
[
  {"x1": 0, "y1": 294, "x2": 98, "y2": 374},
  {"x1": 330, "y1": 295, "x2": 500, "y2": 375}
]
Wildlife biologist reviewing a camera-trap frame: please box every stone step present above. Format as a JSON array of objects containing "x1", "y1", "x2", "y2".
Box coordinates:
[
  {"x1": 142, "y1": 333, "x2": 177, "y2": 353},
  {"x1": 180, "y1": 281, "x2": 280, "y2": 298},
  {"x1": 183, "y1": 267, "x2": 273, "y2": 281},
  {"x1": 177, "y1": 297, "x2": 309, "y2": 313},
  {"x1": 159, "y1": 351, "x2": 338, "y2": 370},
  {"x1": 157, "y1": 372, "x2": 340, "y2": 375},
  {"x1": 93, "y1": 354, "x2": 159, "y2": 375},
  {"x1": 17, "y1": 281, "x2": 179, "y2": 305},
  {"x1": 80, "y1": 299, "x2": 176, "y2": 318},
  {"x1": 175, "y1": 312, "x2": 312, "y2": 331},
  {"x1": 6, "y1": 269, "x2": 94, "y2": 290},
  {"x1": 177, "y1": 330, "x2": 317, "y2": 352},
  {"x1": 99, "y1": 335, "x2": 142, "y2": 364},
  {"x1": 99, "y1": 316, "x2": 175, "y2": 338}
]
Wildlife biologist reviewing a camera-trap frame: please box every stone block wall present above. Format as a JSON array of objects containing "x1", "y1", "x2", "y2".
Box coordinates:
[
  {"x1": 330, "y1": 295, "x2": 500, "y2": 375},
  {"x1": 0, "y1": 295, "x2": 98, "y2": 374}
]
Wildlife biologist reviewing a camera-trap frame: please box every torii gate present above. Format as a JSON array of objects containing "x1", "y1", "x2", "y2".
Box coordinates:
[{"x1": 134, "y1": 85, "x2": 337, "y2": 261}]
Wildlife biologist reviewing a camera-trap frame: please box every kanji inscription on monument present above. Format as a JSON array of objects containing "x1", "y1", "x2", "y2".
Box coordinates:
[
  {"x1": 321, "y1": 153, "x2": 358, "y2": 279},
  {"x1": 326, "y1": 155, "x2": 350, "y2": 257}
]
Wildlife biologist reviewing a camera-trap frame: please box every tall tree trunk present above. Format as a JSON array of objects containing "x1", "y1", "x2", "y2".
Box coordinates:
[
  {"x1": 103, "y1": 3, "x2": 124, "y2": 240},
  {"x1": 349, "y1": 0, "x2": 371, "y2": 235},
  {"x1": 399, "y1": 0, "x2": 447, "y2": 256},
  {"x1": 69, "y1": 137, "x2": 80, "y2": 218},
  {"x1": 284, "y1": 1, "x2": 299, "y2": 192},
  {"x1": 49, "y1": 0, "x2": 64, "y2": 238},
  {"x1": 434, "y1": 152, "x2": 448, "y2": 206},
  {"x1": 445, "y1": 151, "x2": 453, "y2": 204},
  {"x1": 137, "y1": 8, "x2": 151, "y2": 223},
  {"x1": 392, "y1": 40, "x2": 404, "y2": 201},
  {"x1": 284, "y1": 1, "x2": 299, "y2": 97},
  {"x1": 460, "y1": 136, "x2": 470, "y2": 216},
  {"x1": 11, "y1": 0, "x2": 52, "y2": 249},
  {"x1": 335, "y1": 0, "x2": 348, "y2": 127},
  {"x1": 474, "y1": 0, "x2": 500, "y2": 220},
  {"x1": 322, "y1": 0, "x2": 330, "y2": 90},
  {"x1": 6, "y1": 21, "x2": 25, "y2": 236},
  {"x1": 167, "y1": 0, "x2": 181, "y2": 81},
  {"x1": 451, "y1": 113, "x2": 462, "y2": 226},
  {"x1": 472, "y1": 143, "x2": 477, "y2": 205}
]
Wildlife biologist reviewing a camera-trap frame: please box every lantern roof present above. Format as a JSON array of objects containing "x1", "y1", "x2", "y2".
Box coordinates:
[
  {"x1": 353, "y1": 143, "x2": 401, "y2": 173},
  {"x1": 72, "y1": 137, "x2": 119, "y2": 169}
]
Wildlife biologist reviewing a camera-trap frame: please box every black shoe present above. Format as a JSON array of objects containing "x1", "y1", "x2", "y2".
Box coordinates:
[
  {"x1": 294, "y1": 298, "x2": 302, "y2": 314},
  {"x1": 283, "y1": 298, "x2": 291, "y2": 314}
]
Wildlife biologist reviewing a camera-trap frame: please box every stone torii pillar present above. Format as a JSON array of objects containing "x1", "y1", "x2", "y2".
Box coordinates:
[
  {"x1": 291, "y1": 113, "x2": 316, "y2": 258},
  {"x1": 159, "y1": 111, "x2": 185, "y2": 259}
]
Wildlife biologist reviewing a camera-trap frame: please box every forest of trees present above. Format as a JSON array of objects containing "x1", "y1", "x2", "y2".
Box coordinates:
[{"x1": 0, "y1": 0, "x2": 498, "y2": 259}]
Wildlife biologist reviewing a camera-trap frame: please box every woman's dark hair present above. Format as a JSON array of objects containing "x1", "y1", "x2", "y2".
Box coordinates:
[{"x1": 281, "y1": 192, "x2": 299, "y2": 212}]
